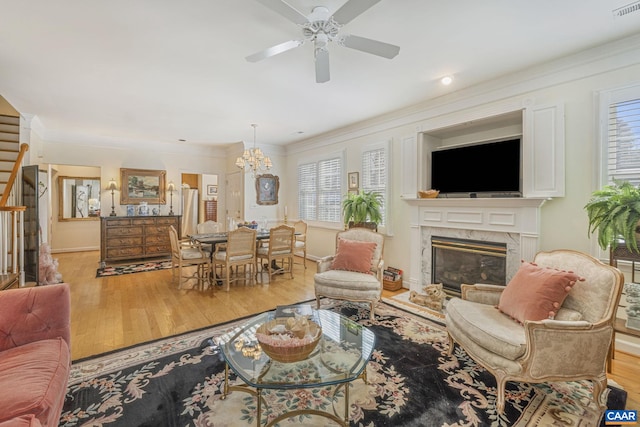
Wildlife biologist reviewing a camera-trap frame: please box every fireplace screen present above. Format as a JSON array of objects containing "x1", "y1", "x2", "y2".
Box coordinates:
[{"x1": 431, "y1": 236, "x2": 507, "y2": 296}]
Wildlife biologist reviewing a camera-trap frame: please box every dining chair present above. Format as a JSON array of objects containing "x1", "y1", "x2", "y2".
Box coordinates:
[
  {"x1": 169, "y1": 225, "x2": 211, "y2": 290},
  {"x1": 212, "y1": 227, "x2": 258, "y2": 291},
  {"x1": 293, "y1": 220, "x2": 307, "y2": 269},
  {"x1": 196, "y1": 220, "x2": 221, "y2": 234},
  {"x1": 257, "y1": 224, "x2": 295, "y2": 282},
  {"x1": 196, "y1": 220, "x2": 222, "y2": 254}
]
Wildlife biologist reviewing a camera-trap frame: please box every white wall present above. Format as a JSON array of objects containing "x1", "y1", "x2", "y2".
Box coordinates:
[{"x1": 27, "y1": 134, "x2": 227, "y2": 252}]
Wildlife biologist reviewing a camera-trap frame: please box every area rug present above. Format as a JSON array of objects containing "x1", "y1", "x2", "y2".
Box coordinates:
[
  {"x1": 96, "y1": 260, "x2": 172, "y2": 278},
  {"x1": 59, "y1": 300, "x2": 626, "y2": 426}
]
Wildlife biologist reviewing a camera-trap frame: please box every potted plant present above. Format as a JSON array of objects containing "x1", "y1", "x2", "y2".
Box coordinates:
[
  {"x1": 342, "y1": 190, "x2": 382, "y2": 231},
  {"x1": 584, "y1": 180, "x2": 640, "y2": 253}
]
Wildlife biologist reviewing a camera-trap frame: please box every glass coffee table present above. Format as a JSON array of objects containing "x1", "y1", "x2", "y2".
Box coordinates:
[{"x1": 218, "y1": 308, "x2": 375, "y2": 427}]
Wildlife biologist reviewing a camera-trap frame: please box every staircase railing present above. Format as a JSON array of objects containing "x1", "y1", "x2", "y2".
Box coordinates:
[{"x1": 0, "y1": 143, "x2": 29, "y2": 286}]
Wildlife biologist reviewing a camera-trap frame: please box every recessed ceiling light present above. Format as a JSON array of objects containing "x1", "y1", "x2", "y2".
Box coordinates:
[
  {"x1": 178, "y1": 139, "x2": 186, "y2": 142},
  {"x1": 441, "y1": 76, "x2": 453, "y2": 86}
]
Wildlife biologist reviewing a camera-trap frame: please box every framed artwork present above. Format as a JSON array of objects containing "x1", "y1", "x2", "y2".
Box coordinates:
[
  {"x1": 348, "y1": 172, "x2": 359, "y2": 190},
  {"x1": 120, "y1": 168, "x2": 167, "y2": 205},
  {"x1": 207, "y1": 184, "x2": 218, "y2": 195},
  {"x1": 255, "y1": 174, "x2": 279, "y2": 205}
]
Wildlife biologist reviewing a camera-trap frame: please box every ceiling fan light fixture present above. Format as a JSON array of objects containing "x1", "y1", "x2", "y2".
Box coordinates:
[{"x1": 247, "y1": 0, "x2": 400, "y2": 83}]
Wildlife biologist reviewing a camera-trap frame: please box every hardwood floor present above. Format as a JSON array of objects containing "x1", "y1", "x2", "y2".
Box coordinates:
[{"x1": 58, "y1": 250, "x2": 639, "y2": 410}]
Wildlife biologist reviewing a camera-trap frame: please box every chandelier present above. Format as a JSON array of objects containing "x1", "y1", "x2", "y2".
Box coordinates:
[{"x1": 235, "y1": 124, "x2": 272, "y2": 177}]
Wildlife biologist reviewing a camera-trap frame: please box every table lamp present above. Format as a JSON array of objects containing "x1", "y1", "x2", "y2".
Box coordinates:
[
  {"x1": 107, "y1": 179, "x2": 118, "y2": 216},
  {"x1": 167, "y1": 181, "x2": 175, "y2": 215}
]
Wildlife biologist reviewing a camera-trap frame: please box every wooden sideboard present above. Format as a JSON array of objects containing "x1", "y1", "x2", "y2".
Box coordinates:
[{"x1": 100, "y1": 215, "x2": 181, "y2": 265}]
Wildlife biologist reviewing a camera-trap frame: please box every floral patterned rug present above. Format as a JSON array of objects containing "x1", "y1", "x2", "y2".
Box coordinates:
[
  {"x1": 60, "y1": 300, "x2": 626, "y2": 426},
  {"x1": 96, "y1": 260, "x2": 173, "y2": 277}
]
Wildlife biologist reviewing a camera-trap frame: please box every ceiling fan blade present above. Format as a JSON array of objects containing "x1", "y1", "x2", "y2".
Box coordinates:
[
  {"x1": 341, "y1": 34, "x2": 400, "y2": 59},
  {"x1": 315, "y1": 48, "x2": 330, "y2": 83},
  {"x1": 331, "y1": 0, "x2": 382, "y2": 25},
  {"x1": 246, "y1": 39, "x2": 303, "y2": 62},
  {"x1": 256, "y1": 0, "x2": 308, "y2": 25}
]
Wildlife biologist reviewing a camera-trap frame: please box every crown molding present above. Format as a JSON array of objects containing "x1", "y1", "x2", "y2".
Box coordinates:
[{"x1": 286, "y1": 32, "x2": 640, "y2": 156}]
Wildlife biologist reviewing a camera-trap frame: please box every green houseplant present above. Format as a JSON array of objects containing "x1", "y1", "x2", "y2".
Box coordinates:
[
  {"x1": 342, "y1": 190, "x2": 382, "y2": 231},
  {"x1": 584, "y1": 180, "x2": 640, "y2": 253}
]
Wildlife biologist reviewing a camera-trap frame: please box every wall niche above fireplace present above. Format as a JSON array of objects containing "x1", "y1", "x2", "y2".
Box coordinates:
[{"x1": 412, "y1": 104, "x2": 565, "y2": 199}]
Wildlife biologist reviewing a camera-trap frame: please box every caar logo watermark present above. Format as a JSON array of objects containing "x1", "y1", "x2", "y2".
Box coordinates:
[{"x1": 605, "y1": 410, "x2": 637, "y2": 425}]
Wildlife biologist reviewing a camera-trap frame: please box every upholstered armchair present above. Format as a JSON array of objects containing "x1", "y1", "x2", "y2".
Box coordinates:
[
  {"x1": 314, "y1": 228, "x2": 384, "y2": 320},
  {"x1": 446, "y1": 249, "x2": 624, "y2": 414}
]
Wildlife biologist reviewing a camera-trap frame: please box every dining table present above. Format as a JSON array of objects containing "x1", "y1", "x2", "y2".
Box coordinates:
[{"x1": 188, "y1": 229, "x2": 293, "y2": 284}]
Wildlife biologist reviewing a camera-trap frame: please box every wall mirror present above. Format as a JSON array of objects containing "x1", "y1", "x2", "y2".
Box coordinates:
[{"x1": 58, "y1": 176, "x2": 101, "y2": 220}]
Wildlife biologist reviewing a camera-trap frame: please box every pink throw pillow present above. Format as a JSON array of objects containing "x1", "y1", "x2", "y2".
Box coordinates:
[
  {"x1": 331, "y1": 238, "x2": 377, "y2": 274},
  {"x1": 498, "y1": 261, "x2": 583, "y2": 323}
]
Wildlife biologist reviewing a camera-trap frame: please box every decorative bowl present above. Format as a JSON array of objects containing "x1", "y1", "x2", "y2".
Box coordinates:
[
  {"x1": 418, "y1": 190, "x2": 440, "y2": 199},
  {"x1": 256, "y1": 319, "x2": 321, "y2": 363}
]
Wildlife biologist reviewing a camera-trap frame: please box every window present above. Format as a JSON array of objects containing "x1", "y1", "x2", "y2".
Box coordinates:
[
  {"x1": 298, "y1": 156, "x2": 342, "y2": 223},
  {"x1": 361, "y1": 143, "x2": 388, "y2": 226},
  {"x1": 601, "y1": 85, "x2": 640, "y2": 185}
]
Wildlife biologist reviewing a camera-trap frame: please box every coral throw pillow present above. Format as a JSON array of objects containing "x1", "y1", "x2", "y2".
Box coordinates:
[
  {"x1": 331, "y1": 238, "x2": 377, "y2": 274},
  {"x1": 498, "y1": 261, "x2": 583, "y2": 323}
]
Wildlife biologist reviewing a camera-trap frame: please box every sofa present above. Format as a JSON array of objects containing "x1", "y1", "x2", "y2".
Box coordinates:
[{"x1": 0, "y1": 283, "x2": 71, "y2": 426}]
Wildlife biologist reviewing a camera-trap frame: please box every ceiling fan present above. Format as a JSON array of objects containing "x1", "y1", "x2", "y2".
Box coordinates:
[{"x1": 246, "y1": 0, "x2": 400, "y2": 83}]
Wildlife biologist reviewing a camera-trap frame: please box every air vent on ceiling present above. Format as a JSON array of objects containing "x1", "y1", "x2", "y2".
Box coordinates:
[{"x1": 613, "y1": 1, "x2": 640, "y2": 17}]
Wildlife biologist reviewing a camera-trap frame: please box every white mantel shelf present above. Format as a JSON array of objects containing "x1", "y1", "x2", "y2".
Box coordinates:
[{"x1": 403, "y1": 197, "x2": 548, "y2": 208}]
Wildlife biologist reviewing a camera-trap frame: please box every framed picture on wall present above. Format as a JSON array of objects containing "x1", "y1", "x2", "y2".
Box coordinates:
[
  {"x1": 120, "y1": 168, "x2": 167, "y2": 205},
  {"x1": 207, "y1": 184, "x2": 218, "y2": 195},
  {"x1": 348, "y1": 172, "x2": 359, "y2": 190},
  {"x1": 255, "y1": 174, "x2": 279, "y2": 205}
]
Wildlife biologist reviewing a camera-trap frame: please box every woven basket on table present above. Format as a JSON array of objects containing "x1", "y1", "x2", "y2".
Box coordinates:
[{"x1": 256, "y1": 319, "x2": 321, "y2": 363}]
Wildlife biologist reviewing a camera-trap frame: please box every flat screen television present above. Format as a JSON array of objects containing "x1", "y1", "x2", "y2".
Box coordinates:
[{"x1": 430, "y1": 138, "x2": 521, "y2": 197}]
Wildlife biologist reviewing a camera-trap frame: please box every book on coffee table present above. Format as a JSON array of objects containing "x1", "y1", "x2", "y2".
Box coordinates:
[{"x1": 275, "y1": 304, "x2": 313, "y2": 318}]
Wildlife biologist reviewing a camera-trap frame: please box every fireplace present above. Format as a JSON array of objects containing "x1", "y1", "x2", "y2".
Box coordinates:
[
  {"x1": 432, "y1": 236, "x2": 507, "y2": 296},
  {"x1": 405, "y1": 198, "x2": 545, "y2": 294}
]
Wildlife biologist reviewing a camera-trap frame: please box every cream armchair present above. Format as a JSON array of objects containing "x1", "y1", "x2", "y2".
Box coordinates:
[
  {"x1": 314, "y1": 228, "x2": 384, "y2": 320},
  {"x1": 445, "y1": 249, "x2": 624, "y2": 414}
]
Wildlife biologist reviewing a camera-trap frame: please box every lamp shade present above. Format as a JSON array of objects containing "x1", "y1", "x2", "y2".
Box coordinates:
[
  {"x1": 107, "y1": 179, "x2": 118, "y2": 191},
  {"x1": 167, "y1": 181, "x2": 176, "y2": 192}
]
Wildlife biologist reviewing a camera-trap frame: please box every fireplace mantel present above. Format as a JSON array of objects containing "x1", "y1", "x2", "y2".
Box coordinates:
[{"x1": 404, "y1": 197, "x2": 547, "y2": 292}]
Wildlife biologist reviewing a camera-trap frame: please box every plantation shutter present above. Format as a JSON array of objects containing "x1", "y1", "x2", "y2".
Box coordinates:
[
  {"x1": 298, "y1": 163, "x2": 317, "y2": 220},
  {"x1": 607, "y1": 98, "x2": 640, "y2": 185},
  {"x1": 297, "y1": 157, "x2": 342, "y2": 223},
  {"x1": 362, "y1": 147, "x2": 386, "y2": 225},
  {"x1": 317, "y1": 157, "x2": 341, "y2": 222}
]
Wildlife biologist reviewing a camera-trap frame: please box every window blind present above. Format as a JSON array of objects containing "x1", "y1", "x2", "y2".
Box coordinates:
[
  {"x1": 297, "y1": 157, "x2": 341, "y2": 222},
  {"x1": 298, "y1": 163, "x2": 317, "y2": 220},
  {"x1": 362, "y1": 147, "x2": 386, "y2": 225},
  {"x1": 318, "y1": 158, "x2": 341, "y2": 222},
  {"x1": 607, "y1": 98, "x2": 640, "y2": 185}
]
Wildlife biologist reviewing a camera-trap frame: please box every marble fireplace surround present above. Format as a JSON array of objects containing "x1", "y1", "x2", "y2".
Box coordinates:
[{"x1": 405, "y1": 198, "x2": 547, "y2": 293}]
